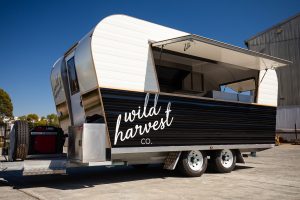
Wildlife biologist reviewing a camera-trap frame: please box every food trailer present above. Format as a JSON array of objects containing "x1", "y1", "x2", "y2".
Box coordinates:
[{"x1": 0, "y1": 15, "x2": 290, "y2": 177}]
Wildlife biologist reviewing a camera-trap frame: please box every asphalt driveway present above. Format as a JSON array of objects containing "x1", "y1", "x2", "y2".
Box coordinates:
[{"x1": 1, "y1": 144, "x2": 300, "y2": 200}]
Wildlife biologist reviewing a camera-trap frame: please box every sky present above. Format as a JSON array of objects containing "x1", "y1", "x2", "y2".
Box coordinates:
[{"x1": 0, "y1": 0, "x2": 299, "y2": 117}]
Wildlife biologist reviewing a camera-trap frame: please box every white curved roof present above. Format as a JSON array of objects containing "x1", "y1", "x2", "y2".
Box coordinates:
[
  {"x1": 89, "y1": 15, "x2": 289, "y2": 93},
  {"x1": 90, "y1": 14, "x2": 188, "y2": 92}
]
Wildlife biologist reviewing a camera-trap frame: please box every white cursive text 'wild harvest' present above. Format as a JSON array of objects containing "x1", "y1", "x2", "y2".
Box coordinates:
[{"x1": 114, "y1": 94, "x2": 174, "y2": 145}]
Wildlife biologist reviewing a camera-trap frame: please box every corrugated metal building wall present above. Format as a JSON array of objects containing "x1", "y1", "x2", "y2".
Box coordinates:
[{"x1": 245, "y1": 13, "x2": 300, "y2": 133}]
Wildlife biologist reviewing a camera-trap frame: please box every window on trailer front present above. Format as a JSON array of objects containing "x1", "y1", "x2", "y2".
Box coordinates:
[{"x1": 67, "y1": 57, "x2": 80, "y2": 95}]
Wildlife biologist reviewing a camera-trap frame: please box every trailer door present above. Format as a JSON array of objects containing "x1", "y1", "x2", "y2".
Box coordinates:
[{"x1": 65, "y1": 52, "x2": 85, "y2": 126}]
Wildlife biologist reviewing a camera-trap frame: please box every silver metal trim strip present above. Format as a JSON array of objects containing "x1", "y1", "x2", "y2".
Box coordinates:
[
  {"x1": 30, "y1": 132, "x2": 58, "y2": 136},
  {"x1": 111, "y1": 144, "x2": 274, "y2": 154}
]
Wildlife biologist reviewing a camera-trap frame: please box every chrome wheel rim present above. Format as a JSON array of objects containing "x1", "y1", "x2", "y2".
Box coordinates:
[
  {"x1": 220, "y1": 149, "x2": 234, "y2": 168},
  {"x1": 187, "y1": 150, "x2": 204, "y2": 171}
]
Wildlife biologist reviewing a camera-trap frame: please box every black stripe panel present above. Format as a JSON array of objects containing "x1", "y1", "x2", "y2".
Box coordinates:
[{"x1": 100, "y1": 88, "x2": 276, "y2": 148}]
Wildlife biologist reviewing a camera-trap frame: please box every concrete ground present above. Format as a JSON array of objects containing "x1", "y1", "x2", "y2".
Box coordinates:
[{"x1": 0, "y1": 144, "x2": 300, "y2": 200}]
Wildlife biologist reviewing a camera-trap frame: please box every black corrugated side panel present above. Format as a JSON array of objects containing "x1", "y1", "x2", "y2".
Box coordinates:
[{"x1": 100, "y1": 88, "x2": 276, "y2": 148}]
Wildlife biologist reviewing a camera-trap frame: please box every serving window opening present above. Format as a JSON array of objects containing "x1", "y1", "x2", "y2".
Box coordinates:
[{"x1": 152, "y1": 46, "x2": 258, "y2": 103}]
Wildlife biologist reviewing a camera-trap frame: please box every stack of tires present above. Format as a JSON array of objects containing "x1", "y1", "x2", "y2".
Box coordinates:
[{"x1": 10, "y1": 120, "x2": 29, "y2": 161}]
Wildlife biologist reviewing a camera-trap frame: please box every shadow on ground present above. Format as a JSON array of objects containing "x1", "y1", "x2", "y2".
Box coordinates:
[
  {"x1": 233, "y1": 165, "x2": 254, "y2": 171},
  {"x1": 205, "y1": 164, "x2": 254, "y2": 173},
  {"x1": 1, "y1": 165, "x2": 175, "y2": 190},
  {"x1": 0, "y1": 164, "x2": 253, "y2": 191}
]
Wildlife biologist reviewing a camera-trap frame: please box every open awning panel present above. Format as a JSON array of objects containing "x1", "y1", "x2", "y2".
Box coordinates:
[{"x1": 151, "y1": 34, "x2": 291, "y2": 70}]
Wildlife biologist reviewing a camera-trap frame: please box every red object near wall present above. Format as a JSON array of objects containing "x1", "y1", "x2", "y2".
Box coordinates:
[{"x1": 33, "y1": 135, "x2": 56, "y2": 154}]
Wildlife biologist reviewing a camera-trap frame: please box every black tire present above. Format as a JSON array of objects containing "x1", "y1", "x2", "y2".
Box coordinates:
[
  {"x1": 12, "y1": 120, "x2": 29, "y2": 160},
  {"x1": 210, "y1": 149, "x2": 236, "y2": 173},
  {"x1": 177, "y1": 150, "x2": 207, "y2": 177}
]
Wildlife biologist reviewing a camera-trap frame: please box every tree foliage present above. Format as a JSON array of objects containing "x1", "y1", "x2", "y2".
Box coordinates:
[
  {"x1": 46, "y1": 114, "x2": 59, "y2": 126},
  {"x1": 35, "y1": 118, "x2": 48, "y2": 126},
  {"x1": 18, "y1": 115, "x2": 27, "y2": 121},
  {"x1": 27, "y1": 113, "x2": 39, "y2": 122},
  {"x1": 18, "y1": 113, "x2": 59, "y2": 127},
  {"x1": 0, "y1": 88, "x2": 13, "y2": 122}
]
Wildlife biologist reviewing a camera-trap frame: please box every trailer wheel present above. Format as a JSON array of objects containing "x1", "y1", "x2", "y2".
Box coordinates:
[
  {"x1": 178, "y1": 150, "x2": 207, "y2": 177},
  {"x1": 211, "y1": 149, "x2": 236, "y2": 173},
  {"x1": 12, "y1": 120, "x2": 29, "y2": 161}
]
